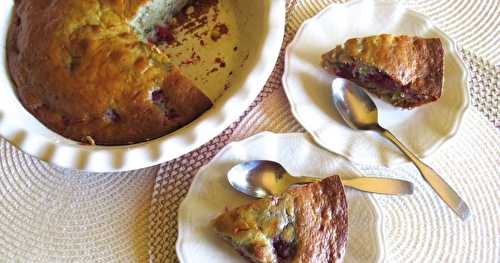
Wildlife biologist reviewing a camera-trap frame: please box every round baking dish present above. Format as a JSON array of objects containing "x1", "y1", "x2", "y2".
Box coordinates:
[{"x1": 0, "y1": 0, "x2": 286, "y2": 172}]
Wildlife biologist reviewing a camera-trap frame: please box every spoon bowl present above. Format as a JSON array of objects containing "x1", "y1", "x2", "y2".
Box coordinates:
[
  {"x1": 332, "y1": 78, "x2": 379, "y2": 130},
  {"x1": 227, "y1": 160, "x2": 292, "y2": 198}
]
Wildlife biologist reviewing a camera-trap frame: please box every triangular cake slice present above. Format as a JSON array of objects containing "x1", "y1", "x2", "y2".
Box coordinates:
[
  {"x1": 213, "y1": 176, "x2": 348, "y2": 263},
  {"x1": 321, "y1": 34, "x2": 444, "y2": 108}
]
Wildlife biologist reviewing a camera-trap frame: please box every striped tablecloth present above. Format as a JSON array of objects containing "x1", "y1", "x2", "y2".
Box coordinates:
[{"x1": 0, "y1": 0, "x2": 498, "y2": 262}]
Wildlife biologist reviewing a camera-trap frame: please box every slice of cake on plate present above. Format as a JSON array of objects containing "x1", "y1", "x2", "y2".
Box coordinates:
[
  {"x1": 321, "y1": 34, "x2": 444, "y2": 108},
  {"x1": 213, "y1": 176, "x2": 348, "y2": 263}
]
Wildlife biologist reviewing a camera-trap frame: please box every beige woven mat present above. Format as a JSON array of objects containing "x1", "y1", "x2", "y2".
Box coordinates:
[{"x1": 149, "y1": 0, "x2": 500, "y2": 262}]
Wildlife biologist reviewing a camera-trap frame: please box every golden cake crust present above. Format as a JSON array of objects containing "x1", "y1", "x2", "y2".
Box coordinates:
[
  {"x1": 292, "y1": 176, "x2": 348, "y2": 262},
  {"x1": 213, "y1": 176, "x2": 348, "y2": 263},
  {"x1": 322, "y1": 34, "x2": 443, "y2": 108},
  {"x1": 7, "y1": 0, "x2": 212, "y2": 145}
]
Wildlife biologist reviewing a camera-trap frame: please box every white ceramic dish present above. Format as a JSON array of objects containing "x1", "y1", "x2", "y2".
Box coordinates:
[
  {"x1": 177, "y1": 132, "x2": 384, "y2": 263},
  {"x1": 0, "y1": 0, "x2": 286, "y2": 172},
  {"x1": 282, "y1": 0, "x2": 469, "y2": 166}
]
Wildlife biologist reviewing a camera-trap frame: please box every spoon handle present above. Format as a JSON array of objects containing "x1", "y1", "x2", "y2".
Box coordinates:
[
  {"x1": 341, "y1": 177, "x2": 414, "y2": 195},
  {"x1": 293, "y1": 176, "x2": 413, "y2": 195},
  {"x1": 377, "y1": 126, "x2": 471, "y2": 220}
]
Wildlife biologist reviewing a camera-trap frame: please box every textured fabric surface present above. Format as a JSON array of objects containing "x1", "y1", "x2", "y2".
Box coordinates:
[
  {"x1": 460, "y1": 49, "x2": 500, "y2": 127},
  {"x1": 0, "y1": 0, "x2": 498, "y2": 262},
  {"x1": 0, "y1": 139, "x2": 156, "y2": 261},
  {"x1": 356, "y1": 108, "x2": 500, "y2": 262}
]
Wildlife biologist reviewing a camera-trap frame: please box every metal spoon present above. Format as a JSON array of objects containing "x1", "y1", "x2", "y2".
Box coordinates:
[
  {"x1": 227, "y1": 160, "x2": 414, "y2": 198},
  {"x1": 331, "y1": 78, "x2": 470, "y2": 220}
]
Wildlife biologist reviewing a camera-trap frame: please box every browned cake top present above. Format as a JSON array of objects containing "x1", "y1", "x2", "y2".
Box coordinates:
[
  {"x1": 291, "y1": 176, "x2": 348, "y2": 262},
  {"x1": 7, "y1": 0, "x2": 212, "y2": 145},
  {"x1": 322, "y1": 34, "x2": 444, "y2": 107},
  {"x1": 214, "y1": 176, "x2": 348, "y2": 263}
]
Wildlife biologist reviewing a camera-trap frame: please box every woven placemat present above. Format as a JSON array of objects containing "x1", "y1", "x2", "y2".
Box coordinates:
[
  {"x1": 460, "y1": 49, "x2": 499, "y2": 127},
  {"x1": 148, "y1": 0, "x2": 499, "y2": 262},
  {"x1": 0, "y1": 139, "x2": 156, "y2": 261}
]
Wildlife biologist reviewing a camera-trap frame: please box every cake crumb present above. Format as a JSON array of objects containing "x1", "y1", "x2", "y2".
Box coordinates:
[
  {"x1": 215, "y1": 57, "x2": 226, "y2": 68},
  {"x1": 185, "y1": 6, "x2": 195, "y2": 15},
  {"x1": 83, "y1": 136, "x2": 96, "y2": 146},
  {"x1": 210, "y1": 23, "x2": 229, "y2": 41}
]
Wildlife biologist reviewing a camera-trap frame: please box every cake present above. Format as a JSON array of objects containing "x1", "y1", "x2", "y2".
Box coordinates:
[
  {"x1": 7, "y1": 0, "x2": 213, "y2": 145},
  {"x1": 321, "y1": 34, "x2": 444, "y2": 108},
  {"x1": 213, "y1": 176, "x2": 348, "y2": 263}
]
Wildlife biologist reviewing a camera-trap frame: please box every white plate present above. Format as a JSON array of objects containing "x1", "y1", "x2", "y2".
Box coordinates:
[
  {"x1": 282, "y1": 0, "x2": 469, "y2": 166},
  {"x1": 177, "y1": 132, "x2": 384, "y2": 263},
  {"x1": 0, "y1": 0, "x2": 286, "y2": 172}
]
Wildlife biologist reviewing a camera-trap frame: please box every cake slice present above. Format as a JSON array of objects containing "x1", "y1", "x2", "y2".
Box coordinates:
[
  {"x1": 213, "y1": 176, "x2": 348, "y2": 263},
  {"x1": 321, "y1": 34, "x2": 444, "y2": 108}
]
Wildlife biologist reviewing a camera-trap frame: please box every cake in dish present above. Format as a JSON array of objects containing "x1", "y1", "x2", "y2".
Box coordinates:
[
  {"x1": 321, "y1": 34, "x2": 444, "y2": 108},
  {"x1": 7, "y1": 0, "x2": 213, "y2": 145},
  {"x1": 213, "y1": 176, "x2": 348, "y2": 263}
]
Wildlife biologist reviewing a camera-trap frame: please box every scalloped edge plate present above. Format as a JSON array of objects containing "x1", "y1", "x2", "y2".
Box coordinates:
[
  {"x1": 177, "y1": 132, "x2": 384, "y2": 263},
  {"x1": 0, "y1": 0, "x2": 286, "y2": 172},
  {"x1": 282, "y1": 0, "x2": 469, "y2": 166}
]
